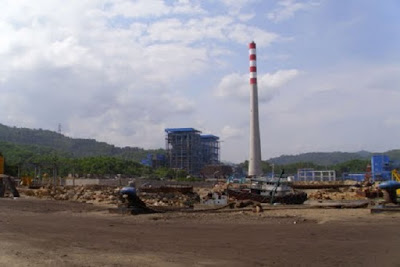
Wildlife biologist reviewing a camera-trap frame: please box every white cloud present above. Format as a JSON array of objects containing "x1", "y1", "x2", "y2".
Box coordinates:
[
  {"x1": 237, "y1": 13, "x2": 255, "y2": 22},
  {"x1": 260, "y1": 69, "x2": 299, "y2": 89},
  {"x1": 227, "y1": 24, "x2": 279, "y2": 47},
  {"x1": 267, "y1": 0, "x2": 319, "y2": 23},
  {"x1": 215, "y1": 69, "x2": 300, "y2": 102},
  {"x1": 220, "y1": 125, "x2": 244, "y2": 140},
  {"x1": 107, "y1": 0, "x2": 170, "y2": 18},
  {"x1": 142, "y1": 16, "x2": 278, "y2": 47},
  {"x1": 107, "y1": 0, "x2": 206, "y2": 18},
  {"x1": 220, "y1": 0, "x2": 257, "y2": 15}
]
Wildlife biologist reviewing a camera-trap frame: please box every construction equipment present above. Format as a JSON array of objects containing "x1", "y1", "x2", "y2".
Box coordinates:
[
  {"x1": 391, "y1": 169, "x2": 400, "y2": 195},
  {"x1": 115, "y1": 181, "x2": 156, "y2": 215},
  {"x1": 371, "y1": 170, "x2": 400, "y2": 213},
  {"x1": 378, "y1": 180, "x2": 400, "y2": 204}
]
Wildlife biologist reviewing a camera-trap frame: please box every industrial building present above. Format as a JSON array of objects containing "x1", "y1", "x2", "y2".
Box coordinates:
[{"x1": 165, "y1": 128, "x2": 220, "y2": 175}]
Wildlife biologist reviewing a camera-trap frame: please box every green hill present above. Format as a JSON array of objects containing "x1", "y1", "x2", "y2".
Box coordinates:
[{"x1": 0, "y1": 123, "x2": 164, "y2": 161}]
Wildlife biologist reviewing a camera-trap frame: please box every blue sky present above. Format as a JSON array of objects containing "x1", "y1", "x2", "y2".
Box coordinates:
[{"x1": 0, "y1": 0, "x2": 399, "y2": 163}]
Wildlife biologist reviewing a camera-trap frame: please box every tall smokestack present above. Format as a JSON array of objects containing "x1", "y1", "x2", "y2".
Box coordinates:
[{"x1": 248, "y1": 41, "x2": 262, "y2": 177}]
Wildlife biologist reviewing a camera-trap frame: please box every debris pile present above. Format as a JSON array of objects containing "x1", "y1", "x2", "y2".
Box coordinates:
[
  {"x1": 307, "y1": 185, "x2": 377, "y2": 201},
  {"x1": 355, "y1": 184, "x2": 383, "y2": 198},
  {"x1": 140, "y1": 191, "x2": 199, "y2": 207},
  {"x1": 20, "y1": 185, "x2": 200, "y2": 208},
  {"x1": 22, "y1": 185, "x2": 119, "y2": 205},
  {"x1": 307, "y1": 190, "x2": 364, "y2": 201}
]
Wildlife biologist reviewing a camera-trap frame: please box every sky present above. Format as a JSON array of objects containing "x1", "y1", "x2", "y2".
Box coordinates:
[{"x1": 1, "y1": 0, "x2": 400, "y2": 163}]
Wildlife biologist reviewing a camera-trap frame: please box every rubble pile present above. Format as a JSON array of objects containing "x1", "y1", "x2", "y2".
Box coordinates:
[
  {"x1": 212, "y1": 182, "x2": 228, "y2": 193},
  {"x1": 195, "y1": 182, "x2": 228, "y2": 199},
  {"x1": 21, "y1": 185, "x2": 200, "y2": 208},
  {"x1": 140, "y1": 192, "x2": 199, "y2": 207},
  {"x1": 22, "y1": 185, "x2": 119, "y2": 205},
  {"x1": 308, "y1": 190, "x2": 363, "y2": 200},
  {"x1": 307, "y1": 186, "x2": 367, "y2": 201}
]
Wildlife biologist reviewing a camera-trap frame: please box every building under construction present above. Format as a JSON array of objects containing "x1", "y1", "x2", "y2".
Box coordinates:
[{"x1": 165, "y1": 128, "x2": 220, "y2": 175}]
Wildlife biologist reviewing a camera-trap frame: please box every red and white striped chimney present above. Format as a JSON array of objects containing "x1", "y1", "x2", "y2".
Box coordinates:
[
  {"x1": 249, "y1": 41, "x2": 257, "y2": 85},
  {"x1": 248, "y1": 41, "x2": 262, "y2": 177}
]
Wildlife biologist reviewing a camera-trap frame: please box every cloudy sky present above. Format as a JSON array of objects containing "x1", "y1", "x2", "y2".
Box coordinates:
[{"x1": 1, "y1": 0, "x2": 399, "y2": 163}]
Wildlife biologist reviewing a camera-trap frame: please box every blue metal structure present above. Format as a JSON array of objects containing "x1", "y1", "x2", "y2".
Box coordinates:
[
  {"x1": 140, "y1": 154, "x2": 153, "y2": 167},
  {"x1": 165, "y1": 128, "x2": 200, "y2": 133},
  {"x1": 371, "y1": 155, "x2": 392, "y2": 181},
  {"x1": 342, "y1": 173, "x2": 365, "y2": 182}
]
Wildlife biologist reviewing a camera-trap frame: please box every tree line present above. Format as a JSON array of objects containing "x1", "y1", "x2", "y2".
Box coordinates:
[
  {"x1": 0, "y1": 140, "x2": 374, "y2": 180},
  {"x1": 0, "y1": 141, "x2": 191, "y2": 179}
]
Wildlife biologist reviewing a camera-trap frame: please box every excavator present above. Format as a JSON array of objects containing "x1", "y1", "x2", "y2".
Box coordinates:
[{"x1": 0, "y1": 153, "x2": 20, "y2": 198}]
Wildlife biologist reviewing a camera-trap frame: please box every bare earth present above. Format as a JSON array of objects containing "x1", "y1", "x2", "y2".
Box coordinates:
[{"x1": 1, "y1": 197, "x2": 400, "y2": 267}]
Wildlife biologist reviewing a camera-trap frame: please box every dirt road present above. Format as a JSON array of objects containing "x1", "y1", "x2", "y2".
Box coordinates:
[{"x1": 0, "y1": 197, "x2": 399, "y2": 266}]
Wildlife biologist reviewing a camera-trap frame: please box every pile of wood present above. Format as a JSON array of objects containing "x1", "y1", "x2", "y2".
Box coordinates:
[{"x1": 20, "y1": 185, "x2": 200, "y2": 208}]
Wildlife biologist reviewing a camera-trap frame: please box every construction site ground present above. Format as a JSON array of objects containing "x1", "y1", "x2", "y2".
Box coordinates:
[{"x1": 1, "y1": 197, "x2": 400, "y2": 267}]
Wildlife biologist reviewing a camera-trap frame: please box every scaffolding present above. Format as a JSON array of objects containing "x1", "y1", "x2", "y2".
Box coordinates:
[
  {"x1": 165, "y1": 128, "x2": 202, "y2": 175},
  {"x1": 200, "y1": 135, "x2": 220, "y2": 165},
  {"x1": 165, "y1": 128, "x2": 220, "y2": 175}
]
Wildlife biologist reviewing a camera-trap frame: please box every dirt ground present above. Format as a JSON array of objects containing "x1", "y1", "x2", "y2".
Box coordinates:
[{"x1": 1, "y1": 197, "x2": 400, "y2": 267}]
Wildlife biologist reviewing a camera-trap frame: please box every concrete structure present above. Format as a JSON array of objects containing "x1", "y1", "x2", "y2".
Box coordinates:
[
  {"x1": 165, "y1": 128, "x2": 220, "y2": 175},
  {"x1": 248, "y1": 41, "x2": 262, "y2": 177},
  {"x1": 297, "y1": 169, "x2": 337, "y2": 182}
]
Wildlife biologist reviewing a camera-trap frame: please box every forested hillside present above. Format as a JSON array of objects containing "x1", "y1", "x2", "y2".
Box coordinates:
[{"x1": 0, "y1": 123, "x2": 164, "y2": 161}]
